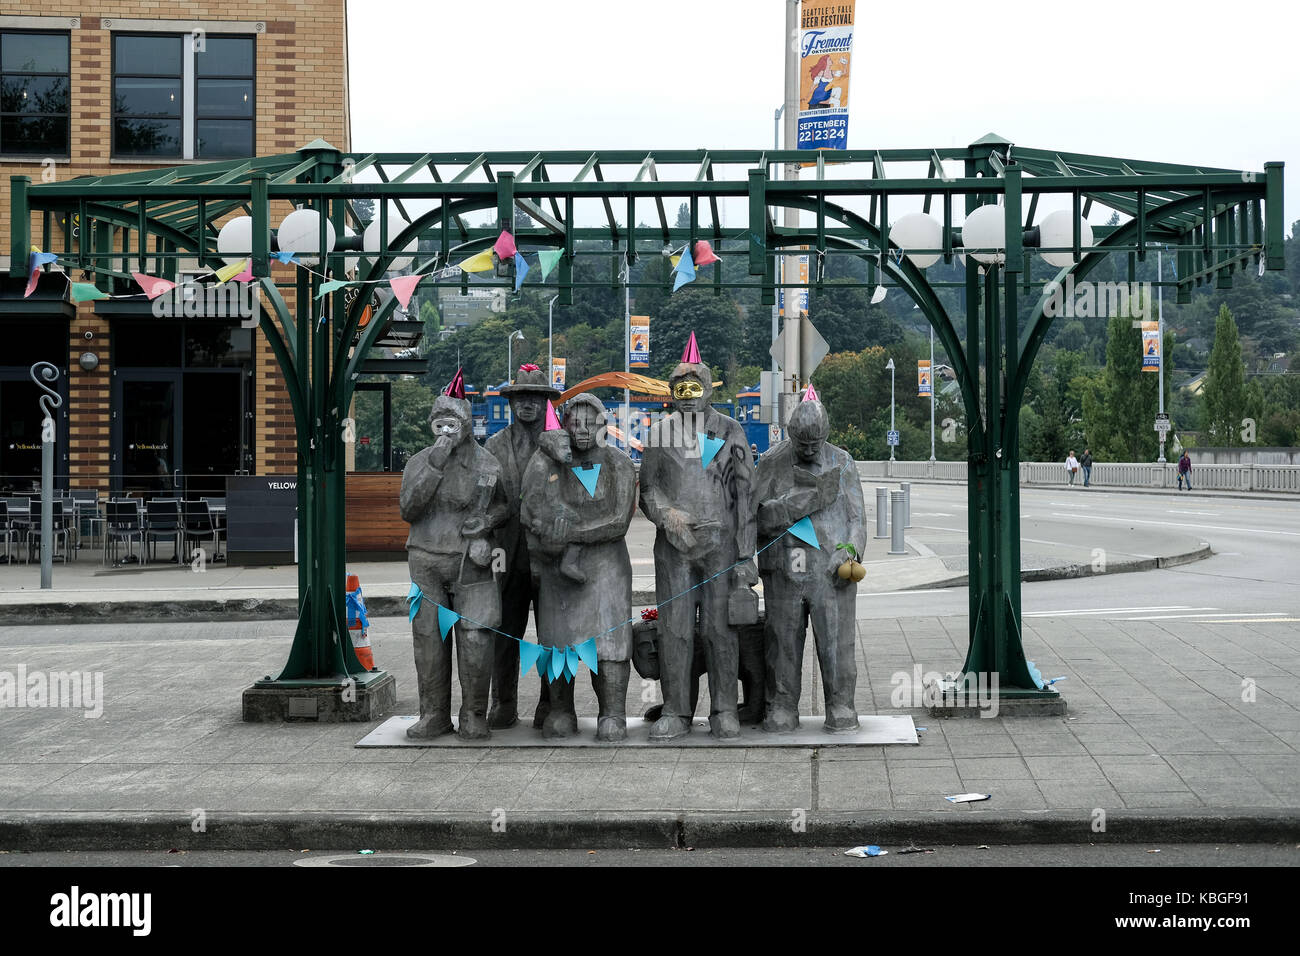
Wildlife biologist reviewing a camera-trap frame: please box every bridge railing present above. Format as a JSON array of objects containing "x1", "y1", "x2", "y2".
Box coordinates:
[{"x1": 854, "y1": 460, "x2": 1300, "y2": 492}]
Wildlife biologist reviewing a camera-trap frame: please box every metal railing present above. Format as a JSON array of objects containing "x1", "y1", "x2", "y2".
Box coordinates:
[{"x1": 856, "y1": 460, "x2": 1300, "y2": 492}]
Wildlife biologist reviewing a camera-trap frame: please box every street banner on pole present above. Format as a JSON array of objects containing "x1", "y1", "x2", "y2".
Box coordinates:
[
  {"x1": 797, "y1": 0, "x2": 855, "y2": 154},
  {"x1": 778, "y1": 253, "x2": 810, "y2": 318},
  {"x1": 1141, "y1": 321, "x2": 1161, "y2": 372},
  {"x1": 552, "y1": 358, "x2": 566, "y2": 389},
  {"x1": 630, "y1": 317, "x2": 649, "y2": 369},
  {"x1": 918, "y1": 359, "x2": 932, "y2": 396}
]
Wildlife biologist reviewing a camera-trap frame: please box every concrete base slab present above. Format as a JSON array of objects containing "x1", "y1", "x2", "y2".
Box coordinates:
[
  {"x1": 242, "y1": 672, "x2": 397, "y2": 723},
  {"x1": 357, "y1": 714, "x2": 918, "y2": 748}
]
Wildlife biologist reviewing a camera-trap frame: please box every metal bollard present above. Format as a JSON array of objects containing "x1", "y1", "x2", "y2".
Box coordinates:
[
  {"x1": 875, "y1": 487, "x2": 889, "y2": 538},
  {"x1": 901, "y1": 481, "x2": 911, "y2": 528},
  {"x1": 889, "y1": 491, "x2": 907, "y2": 555}
]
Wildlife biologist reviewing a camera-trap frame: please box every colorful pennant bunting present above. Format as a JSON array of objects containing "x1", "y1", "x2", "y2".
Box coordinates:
[
  {"x1": 315, "y1": 278, "x2": 348, "y2": 298},
  {"x1": 513, "y1": 253, "x2": 530, "y2": 290},
  {"x1": 493, "y1": 229, "x2": 518, "y2": 259},
  {"x1": 133, "y1": 272, "x2": 176, "y2": 300},
  {"x1": 788, "y1": 515, "x2": 821, "y2": 549},
  {"x1": 574, "y1": 637, "x2": 598, "y2": 675},
  {"x1": 697, "y1": 432, "x2": 724, "y2": 470},
  {"x1": 693, "y1": 240, "x2": 720, "y2": 266},
  {"x1": 571, "y1": 462, "x2": 601, "y2": 497},
  {"x1": 458, "y1": 249, "x2": 495, "y2": 273},
  {"x1": 672, "y1": 245, "x2": 697, "y2": 292},
  {"x1": 407, "y1": 582, "x2": 423, "y2": 621},
  {"x1": 69, "y1": 282, "x2": 109, "y2": 303},
  {"x1": 519, "y1": 640, "x2": 543, "y2": 677},
  {"x1": 215, "y1": 259, "x2": 248, "y2": 283},
  {"x1": 437, "y1": 604, "x2": 460, "y2": 641},
  {"x1": 537, "y1": 249, "x2": 562, "y2": 281},
  {"x1": 389, "y1": 274, "x2": 420, "y2": 309}
]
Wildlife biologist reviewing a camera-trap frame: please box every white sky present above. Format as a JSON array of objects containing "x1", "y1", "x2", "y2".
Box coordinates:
[{"x1": 347, "y1": 0, "x2": 1299, "y2": 229}]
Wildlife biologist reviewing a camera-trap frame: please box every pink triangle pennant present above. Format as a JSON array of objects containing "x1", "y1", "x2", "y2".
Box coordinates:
[
  {"x1": 233, "y1": 263, "x2": 255, "y2": 283},
  {"x1": 543, "y1": 400, "x2": 562, "y2": 431},
  {"x1": 681, "y1": 331, "x2": 702, "y2": 365},
  {"x1": 493, "y1": 229, "x2": 517, "y2": 260},
  {"x1": 802, "y1": 383, "x2": 819, "y2": 402},
  {"x1": 693, "y1": 240, "x2": 720, "y2": 266},
  {"x1": 132, "y1": 272, "x2": 177, "y2": 300},
  {"x1": 389, "y1": 274, "x2": 421, "y2": 310},
  {"x1": 23, "y1": 268, "x2": 40, "y2": 298}
]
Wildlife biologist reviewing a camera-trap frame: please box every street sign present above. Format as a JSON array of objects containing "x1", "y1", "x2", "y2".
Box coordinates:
[
  {"x1": 359, "y1": 436, "x2": 371, "y2": 446},
  {"x1": 769, "y1": 423, "x2": 781, "y2": 445},
  {"x1": 887, "y1": 429, "x2": 900, "y2": 446},
  {"x1": 768, "y1": 316, "x2": 830, "y2": 378},
  {"x1": 1155, "y1": 412, "x2": 1171, "y2": 434}
]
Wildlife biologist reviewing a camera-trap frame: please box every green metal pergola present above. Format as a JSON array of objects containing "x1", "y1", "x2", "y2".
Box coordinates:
[{"x1": 8, "y1": 136, "x2": 1284, "y2": 706}]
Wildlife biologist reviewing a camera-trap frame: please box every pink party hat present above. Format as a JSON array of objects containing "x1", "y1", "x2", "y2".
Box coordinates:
[
  {"x1": 692, "y1": 240, "x2": 720, "y2": 266},
  {"x1": 519, "y1": 363, "x2": 540, "y2": 372},
  {"x1": 543, "y1": 400, "x2": 562, "y2": 431},
  {"x1": 802, "y1": 383, "x2": 819, "y2": 402},
  {"x1": 681, "y1": 331, "x2": 702, "y2": 365},
  {"x1": 443, "y1": 367, "x2": 466, "y2": 400}
]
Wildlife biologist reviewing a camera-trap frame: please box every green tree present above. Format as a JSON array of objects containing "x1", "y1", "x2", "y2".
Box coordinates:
[
  {"x1": 1202, "y1": 304, "x2": 1247, "y2": 445},
  {"x1": 1081, "y1": 292, "x2": 1171, "y2": 460}
]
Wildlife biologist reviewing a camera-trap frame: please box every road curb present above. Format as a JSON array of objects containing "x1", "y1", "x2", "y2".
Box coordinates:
[
  {"x1": 0, "y1": 808, "x2": 1295, "y2": 851},
  {"x1": 864, "y1": 476, "x2": 1298, "y2": 503},
  {"x1": 919, "y1": 542, "x2": 1212, "y2": 590}
]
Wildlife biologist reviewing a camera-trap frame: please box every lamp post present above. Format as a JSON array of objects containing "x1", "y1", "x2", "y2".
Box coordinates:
[
  {"x1": 771, "y1": 104, "x2": 783, "y2": 376},
  {"x1": 507, "y1": 329, "x2": 524, "y2": 384},
  {"x1": 929, "y1": 361, "x2": 954, "y2": 461},
  {"x1": 547, "y1": 295, "x2": 558, "y2": 386},
  {"x1": 885, "y1": 357, "x2": 896, "y2": 462}
]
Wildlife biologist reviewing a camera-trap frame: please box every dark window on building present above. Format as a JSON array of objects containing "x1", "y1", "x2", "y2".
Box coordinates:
[
  {"x1": 113, "y1": 34, "x2": 183, "y2": 157},
  {"x1": 115, "y1": 321, "x2": 251, "y2": 368},
  {"x1": 0, "y1": 31, "x2": 70, "y2": 155},
  {"x1": 195, "y1": 36, "x2": 253, "y2": 158},
  {"x1": 112, "y1": 32, "x2": 255, "y2": 159}
]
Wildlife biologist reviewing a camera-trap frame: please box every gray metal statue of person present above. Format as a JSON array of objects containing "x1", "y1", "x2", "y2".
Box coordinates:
[
  {"x1": 520, "y1": 392, "x2": 638, "y2": 740},
  {"x1": 639, "y1": 332, "x2": 757, "y2": 740},
  {"x1": 400, "y1": 372, "x2": 508, "y2": 740},
  {"x1": 485, "y1": 364, "x2": 563, "y2": 730},
  {"x1": 755, "y1": 387, "x2": 867, "y2": 733}
]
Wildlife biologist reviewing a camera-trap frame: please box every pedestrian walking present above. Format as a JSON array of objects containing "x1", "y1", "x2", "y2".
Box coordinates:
[
  {"x1": 1081, "y1": 449, "x2": 1093, "y2": 487},
  {"x1": 1177, "y1": 451, "x2": 1192, "y2": 491},
  {"x1": 1064, "y1": 450, "x2": 1080, "y2": 486}
]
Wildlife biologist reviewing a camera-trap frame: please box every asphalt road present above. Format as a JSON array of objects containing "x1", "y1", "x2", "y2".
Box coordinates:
[
  {"x1": 0, "y1": 844, "x2": 1292, "y2": 867},
  {"x1": 856, "y1": 484, "x2": 1300, "y2": 623}
]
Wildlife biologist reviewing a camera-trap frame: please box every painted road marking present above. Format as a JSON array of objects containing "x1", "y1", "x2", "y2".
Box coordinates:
[
  {"x1": 1167, "y1": 510, "x2": 1220, "y2": 516},
  {"x1": 1023, "y1": 605, "x2": 1210, "y2": 617},
  {"x1": 1050, "y1": 513, "x2": 1300, "y2": 537},
  {"x1": 1122, "y1": 612, "x2": 1285, "y2": 620}
]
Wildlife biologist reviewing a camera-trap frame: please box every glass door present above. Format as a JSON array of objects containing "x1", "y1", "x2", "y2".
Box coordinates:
[
  {"x1": 114, "y1": 372, "x2": 181, "y2": 494},
  {"x1": 182, "y1": 370, "x2": 243, "y2": 495}
]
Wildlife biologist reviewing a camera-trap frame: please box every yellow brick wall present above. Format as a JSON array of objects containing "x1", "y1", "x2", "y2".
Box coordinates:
[{"x1": 0, "y1": 3, "x2": 349, "y2": 485}]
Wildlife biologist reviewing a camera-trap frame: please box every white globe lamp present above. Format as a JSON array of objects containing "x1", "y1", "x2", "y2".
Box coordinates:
[
  {"x1": 216, "y1": 216, "x2": 253, "y2": 266},
  {"x1": 962, "y1": 204, "x2": 1005, "y2": 265},
  {"x1": 363, "y1": 217, "x2": 417, "y2": 273},
  {"x1": 1039, "y1": 210, "x2": 1095, "y2": 268},
  {"x1": 890, "y1": 212, "x2": 942, "y2": 269},
  {"x1": 276, "y1": 208, "x2": 336, "y2": 266}
]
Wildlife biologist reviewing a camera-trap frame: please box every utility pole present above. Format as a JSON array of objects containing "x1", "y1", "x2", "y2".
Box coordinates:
[
  {"x1": 929, "y1": 325, "x2": 936, "y2": 462},
  {"x1": 1157, "y1": 248, "x2": 1166, "y2": 463},
  {"x1": 781, "y1": 0, "x2": 800, "y2": 413}
]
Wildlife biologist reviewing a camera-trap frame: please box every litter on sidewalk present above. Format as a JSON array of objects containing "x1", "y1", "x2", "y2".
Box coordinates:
[
  {"x1": 844, "y1": 845, "x2": 888, "y2": 858},
  {"x1": 945, "y1": 793, "x2": 992, "y2": 804}
]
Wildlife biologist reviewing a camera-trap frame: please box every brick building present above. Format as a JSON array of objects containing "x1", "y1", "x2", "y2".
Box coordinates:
[{"x1": 0, "y1": 3, "x2": 349, "y2": 494}]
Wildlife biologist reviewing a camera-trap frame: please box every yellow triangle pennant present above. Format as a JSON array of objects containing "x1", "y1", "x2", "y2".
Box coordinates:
[
  {"x1": 215, "y1": 259, "x2": 249, "y2": 283},
  {"x1": 458, "y1": 249, "x2": 495, "y2": 273}
]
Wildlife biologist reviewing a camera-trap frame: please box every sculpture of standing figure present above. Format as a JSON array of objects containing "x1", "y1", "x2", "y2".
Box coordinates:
[
  {"x1": 400, "y1": 383, "x2": 508, "y2": 740},
  {"x1": 520, "y1": 392, "x2": 638, "y2": 740},
  {"x1": 755, "y1": 391, "x2": 867, "y2": 733},
  {"x1": 485, "y1": 364, "x2": 563, "y2": 730},
  {"x1": 638, "y1": 333, "x2": 757, "y2": 740}
]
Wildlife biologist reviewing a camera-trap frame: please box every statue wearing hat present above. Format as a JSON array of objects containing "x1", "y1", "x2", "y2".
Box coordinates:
[
  {"x1": 638, "y1": 332, "x2": 758, "y2": 740},
  {"x1": 401, "y1": 370, "x2": 509, "y2": 739},
  {"x1": 485, "y1": 364, "x2": 563, "y2": 730},
  {"x1": 755, "y1": 386, "x2": 866, "y2": 733},
  {"x1": 520, "y1": 392, "x2": 638, "y2": 740}
]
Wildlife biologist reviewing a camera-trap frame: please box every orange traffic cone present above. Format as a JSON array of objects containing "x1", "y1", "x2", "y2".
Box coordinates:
[{"x1": 346, "y1": 573, "x2": 375, "y2": 670}]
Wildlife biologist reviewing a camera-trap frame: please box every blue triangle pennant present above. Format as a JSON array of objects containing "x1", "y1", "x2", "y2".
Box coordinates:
[
  {"x1": 514, "y1": 253, "x2": 530, "y2": 291},
  {"x1": 535, "y1": 647, "x2": 552, "y2": 681},
  {"x1": 548, "y1": 644, "x2": 566, "y2": 682},
  {"x1": 788, "y1": 515, "x2": 820, "y2": 549},
  {"x1": 672, "y1": 247, "x2": 696, "y2": 292},
  {"x1": 436, "y1": 604, "x2": 460, "y2": 641},
  {"x1": 574, "y1": 637, "x2": 598, "y2": 675},
  {"x1": 571, "y1": 462, "x2": 601, "y2": 497},
  {"x1": 407, "y1": 582, "x2": 423, "y2": 622},
  {"x1": 519, "y1": 640, "x2": 543, "y2": 677},
  {"x1": 697, "y1": 433, "x2": 724, "y2": 470},
  {"x1": 564, "y1": 646, "x2": 580, "y2": 682}
]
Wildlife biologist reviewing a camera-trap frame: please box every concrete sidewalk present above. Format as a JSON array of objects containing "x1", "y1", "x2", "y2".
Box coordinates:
[
  {"x1": 0, "y1": 611, "x2": 1295, "y2": 849},
  {"x1": 0, "y1": 509, "x2": 1211, "y2": 624}
]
